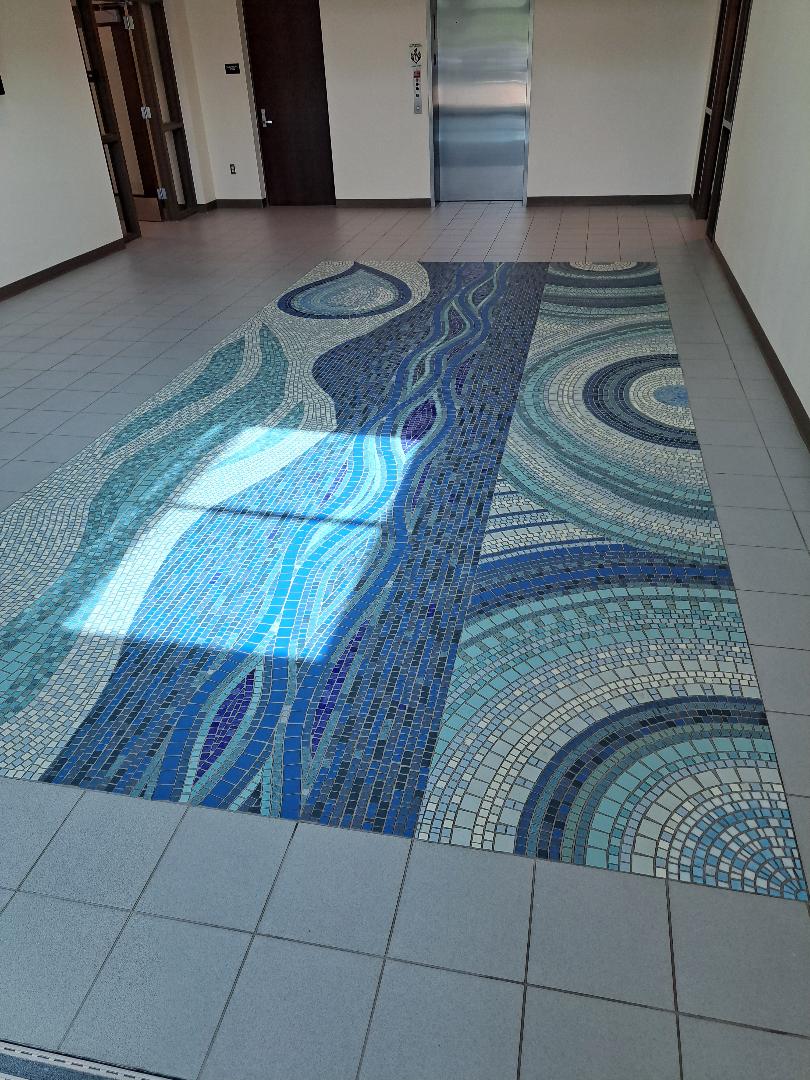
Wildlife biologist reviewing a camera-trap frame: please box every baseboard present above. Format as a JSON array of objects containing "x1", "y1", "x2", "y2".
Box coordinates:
[
  {"x1": 335, "y1": 198, "x2": 432, "y2": 208},
  {"x1": 0, "y1": 238, "x2": 126, "y2": 303},
  {"x1": 202, "y1": 198, "x2": 268, "y2": 210},
  {"x1": 711, "y1": 239, "x2": 810, "y2": 451},
  {"x1": 526, "y1": 194, "x2": 692, "y2": 207}
]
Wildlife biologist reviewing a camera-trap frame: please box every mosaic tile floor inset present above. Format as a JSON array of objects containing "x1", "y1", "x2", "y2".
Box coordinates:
[{"x1": 0, "y1": 260, "x2": 805, "y2": 899}]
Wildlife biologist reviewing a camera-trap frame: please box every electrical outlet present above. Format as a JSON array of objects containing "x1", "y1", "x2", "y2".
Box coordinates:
[{"x1": 229, "y1": 163, "x2": 236, "y2": 174}]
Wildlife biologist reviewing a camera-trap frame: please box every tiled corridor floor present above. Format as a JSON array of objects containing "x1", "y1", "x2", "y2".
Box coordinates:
[{"x1": 0, "y1": 203, "x2": 809, "y2": 1079}]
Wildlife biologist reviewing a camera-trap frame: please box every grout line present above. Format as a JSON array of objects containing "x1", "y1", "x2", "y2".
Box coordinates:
[
  {"x1": 14, "y1": 788, "x2": 88, "y2": 893},
  {"x1": 515, "y1": 859, "x2": 537, "y2": 1080},
  {"x1": 666, "y1": 879, "x2": 685, "y2": 1080},
  {"x1": 56, "y1": 802, "x2": 190, "y2": 1053},
  {"x1": 353, "y1": 837, "x2": 415, "y2": 1080},
  {"x1": 192, "y1": 819, "x2": 299, "y2": 1080}
]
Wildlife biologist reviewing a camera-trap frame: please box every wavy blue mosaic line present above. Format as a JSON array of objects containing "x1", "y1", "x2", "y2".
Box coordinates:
[{"x1": 0, "y1": 259, "x2": 804, "y2": 899}]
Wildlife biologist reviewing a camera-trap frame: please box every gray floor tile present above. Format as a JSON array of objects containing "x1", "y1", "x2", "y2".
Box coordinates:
[
  {"x1": 87, "y1": 390, "x2": 155, "y2": 413},
  {"x1": 757, "y1": 419, "x2": 806, "y2": 449},
  {"x1": 0, "y1": 892, "x2": 125, "y2": 1046},
  {"x1": 689, "y1": 396, "x2": 755, "y2": 422},
  {"x1": 520, "y1": 988, "x2": 679, "y2": 1080},
  {"x1": 725, "y1": 545, "x2": 810, "y2": 594},
  {"x1": 715, "y1": 507, "x2": 804, "y2": 549},
  {"x1": 782, "y1": 475, "x2": 810, "y2": 512},
  {"x1": 0, "y1": 778, "x2": 82, "y2": 888},
  {"x1": 0, "y1": 408, "x2": 26, "y2": 429},
  {"x1": 741, "y1": 374, "x2": 782, "y2": 400},
  {"x1": 69, "y1": 372, "x2": 128, "y2": 393},
  {"x1": 0, "y1": 459, "x2": 58, "y2": 491},
  {"x1": 692, "y1": 419, "x2": 763, "y2": 447},
  {"x1": 22, "y1": 791, "x2": 183, "y2": 907},
  {"x1": 749, "y1": 395, "x2": 793, "y2": 424},
  {"x1": 388, "y1": 842, "x2": 532, "y2": 981},
  {"x1": 63, "y1": 914, "x2": 247, "y2": 1080},
  {"x1": 528, "y1": 862, "x2": 673, "y2": 1009},
  {"x1": 768, "y1": 713, "x2": 810, "y2": 795},
  {"x1": 702, "y1": 444, "x2": 774, "y2": 475},
  {"x1": 259, "y1": 823, "x2": 408, "y2": 953},
  {"x1": 680, "y1": 1016, "x2": 810, "y2": 1080},
  {"x1": 684, "y1": 376, "x2": 744, "y2": 400},
  {"x1": 202, "y1": 936, "x2": 380, "y2": 1080},
  {"x1": 4, "y1": 409, "x2": 76, "y2": 435},
  {"x1": 0, "y1": 888, "x2": 12, "y2": 913},
  {"x1": 359, "y1": 960, "x2": 521, "y2": 1080},
  {"x1": 787, "y1": 796, "x2": 810, "y2": 870},
  {"x1": 0, "y1": 388, "x2": 57, "y2": 409},
  {"x1": 707, "y1": 473, "x2": 788, "y2": 510},
  {"x1": 769, "y1": 445, "x2": 810, "y2": 478},
  {"x1": 138, "y1": 806, "x2": 293, "y2": 930},
  {"x1": 17, "y1": 433, "x2": 96, "y2": 462},
  {"x1": 40, "y1": 390, "x2": 104, "y2": 412},
  {"x1": 670, "y1": 883, "x2": 810, "y2": 1034},
  {"x1": 53, "y1": 413, "x2": 122, "y2": 438},
  {"x1": 750, "y1": 646, "x2": 810, "y2": 715},
  {"x1": 737, "y1": 592, "x2": 810, "y2": 647},
  {"x1": 22, "y1": 370, "x2": 81, "y2": 390},
  {"x1": 0, "y1": 430, "x2": 43, "y2": 456}
]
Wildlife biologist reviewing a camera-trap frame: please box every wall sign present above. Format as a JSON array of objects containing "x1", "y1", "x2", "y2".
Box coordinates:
[
  {"x1": 409, "y1": 43, "x2": 423, "y2": 67},
  {"x1": 225, "y1": 63, "x2": 241, "y2": 75}
]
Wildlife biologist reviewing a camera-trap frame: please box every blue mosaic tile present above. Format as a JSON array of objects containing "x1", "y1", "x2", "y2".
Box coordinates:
[
  {"x1": 414, "y1": 261, "x2": 807, "y2": 901},
  {"x1": 0, "y1": 259, "x2": 805, "y2": 900}
]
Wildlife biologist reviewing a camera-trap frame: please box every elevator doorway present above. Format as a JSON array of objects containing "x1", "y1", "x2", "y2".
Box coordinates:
[
  {"x1": 73, "y1": 0, "x2": 198, "y2": 233},
  {"x1": 432, "y1": 0, "x2": 532, "y2": 203}
]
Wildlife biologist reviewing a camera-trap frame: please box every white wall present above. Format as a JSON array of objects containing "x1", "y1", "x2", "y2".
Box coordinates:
[
  {"x1": 0, "y1": 0, "x2": 123, "y2": 289},
  {"x1": 715, "y1": 0, "x2": 810, "y2": 414},
  {"x1": 168, "y1": 0, "x2": 263, "y2": 203},
  {"x1": 528, "y1": 0, "x2": 718, "y2": 198},
  {"x1": 320, "y1": 0, "x2": 432, "y2": 202}
]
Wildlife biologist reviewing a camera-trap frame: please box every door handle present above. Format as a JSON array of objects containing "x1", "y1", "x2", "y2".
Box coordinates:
[{"x1": 260, "y1": 108, "x2": 273, "y2": 127}]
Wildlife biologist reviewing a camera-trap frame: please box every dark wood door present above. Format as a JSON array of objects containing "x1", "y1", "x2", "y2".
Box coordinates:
[
  {"x1": 692, "y1": 0, "x2": 752, "y2": 235},
  {"x1": 242, "y1": 0, "x2": 335, "y2": 205}
]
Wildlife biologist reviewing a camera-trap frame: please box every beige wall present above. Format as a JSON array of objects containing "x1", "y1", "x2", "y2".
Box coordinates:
[
  {"x1": 528, "y1": 0, "x2": 718, "y2": 198},
  {"x1": 320, "y1": 0, "x2": 432, "y2": 202},
  {"x1": 715, "y1": 0, "x2": 810, "y2": 414},
  {"x1": 0, "y1": 0, "x2": 123, "y2": 289}
]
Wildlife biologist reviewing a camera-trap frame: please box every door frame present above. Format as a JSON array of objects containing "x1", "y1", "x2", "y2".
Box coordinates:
[
  {"x1": 132, "y1": 0, "x2": 198, "y2": 219},
  {"x1": 74, "y1": 0, "x2": 140, "y2": 240},
  {"x1": 241, "y1": 0, "x2": 336, "y2": 206},
  {"x1": 692, "y1": 0, "x2": 753, "y2": 234},
  {"x1": 429, "y1": 0, "x2": 534, "y2": 206}
]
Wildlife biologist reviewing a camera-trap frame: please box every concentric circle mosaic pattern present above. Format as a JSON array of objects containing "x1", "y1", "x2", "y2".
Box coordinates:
[{"x1": 0, "y1": 259, "x2": 804, "y2": 900}]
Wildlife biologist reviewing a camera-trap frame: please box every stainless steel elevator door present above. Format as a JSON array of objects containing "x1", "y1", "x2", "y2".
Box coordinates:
[{"x1": 434, "y1": 0, "x2": 531, "y2": 202}]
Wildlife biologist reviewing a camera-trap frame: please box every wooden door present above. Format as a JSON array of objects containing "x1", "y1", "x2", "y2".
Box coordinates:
[
  {"x1": 242, "y1": 0, "x2": 336, "y2": 205},
  {"x1": 692, "y1": 0, "x2": 753, "y2": 235}
]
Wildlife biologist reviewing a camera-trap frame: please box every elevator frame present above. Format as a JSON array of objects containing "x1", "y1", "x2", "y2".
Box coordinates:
[{"x1": 428, "y1": 0, "x2": 533, "y2": 206}]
